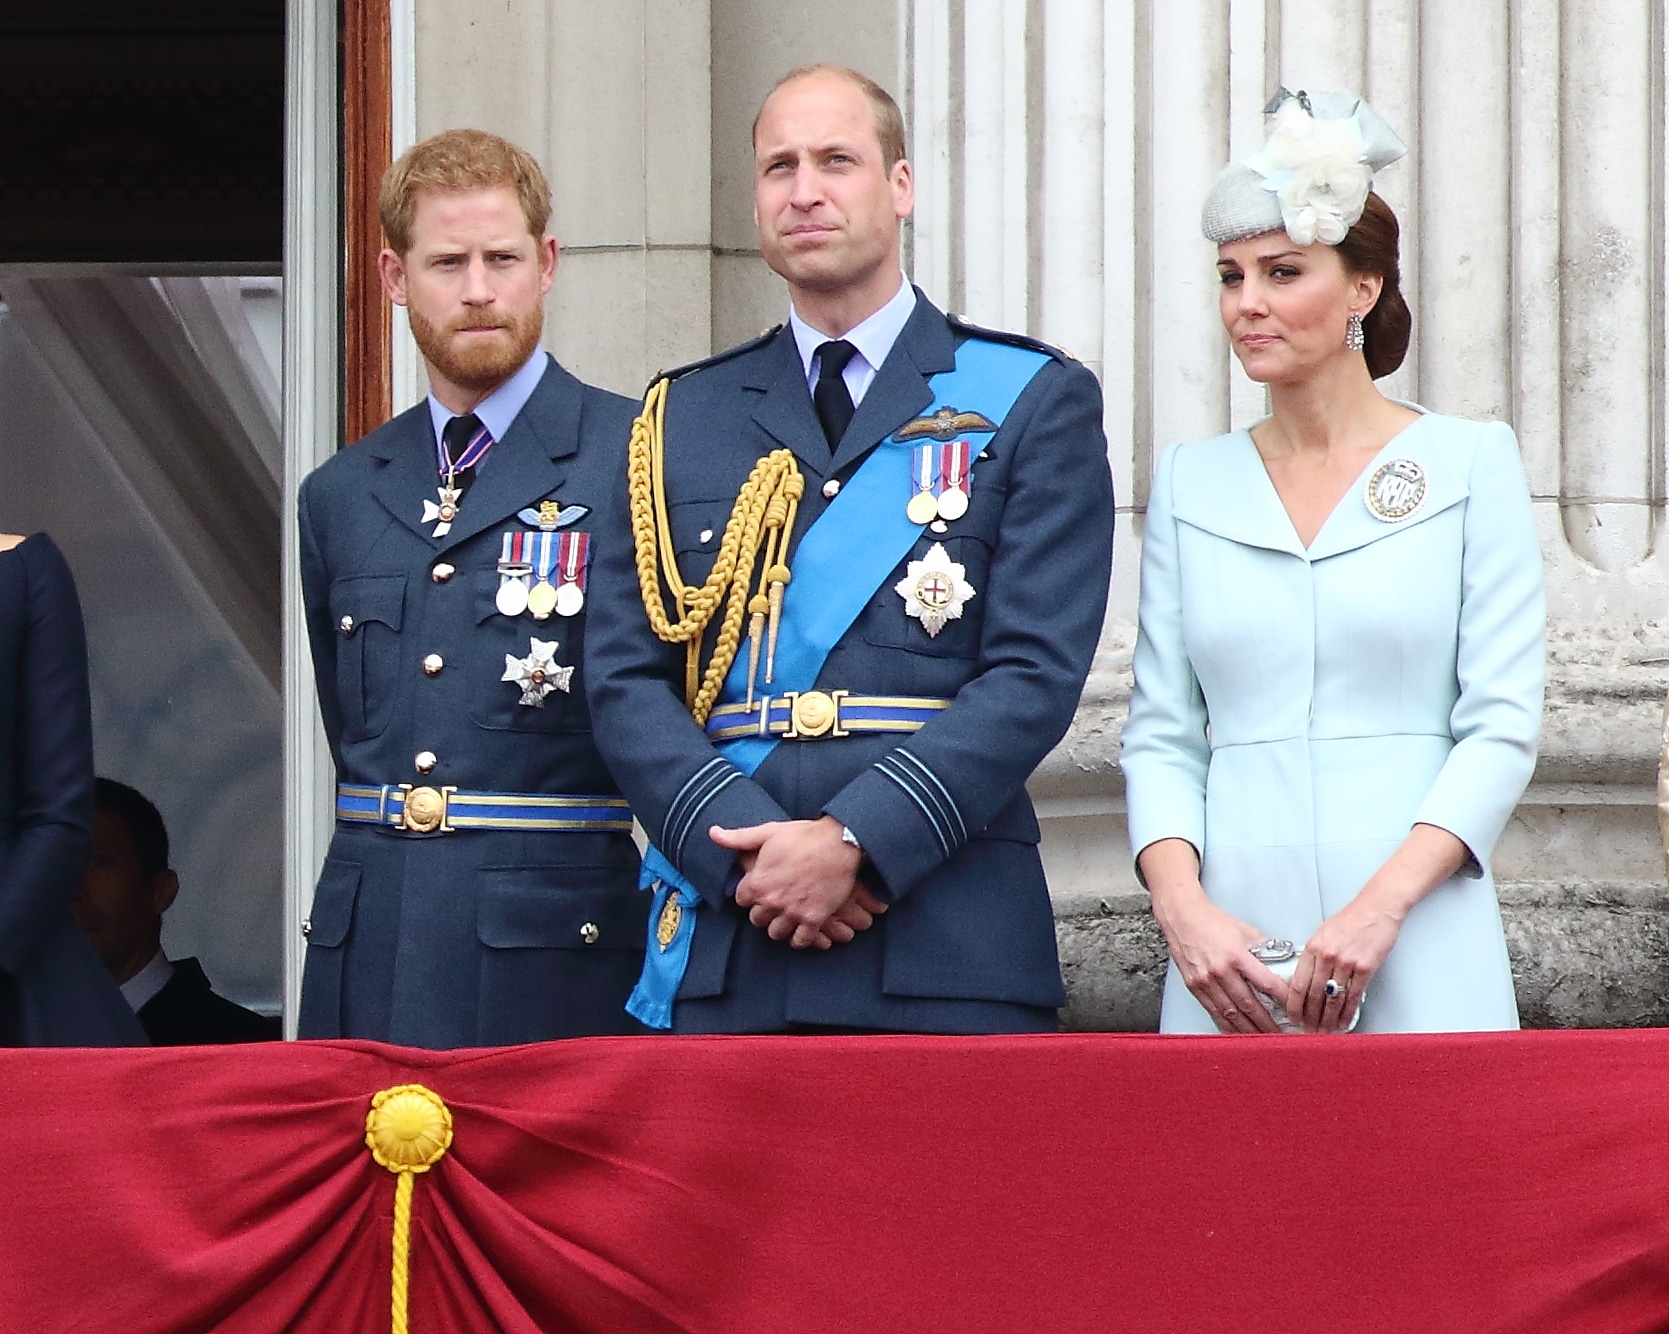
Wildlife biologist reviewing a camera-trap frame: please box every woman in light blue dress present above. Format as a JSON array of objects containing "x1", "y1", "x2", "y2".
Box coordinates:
[{"x1": 1121, "y1": 91, "x2": 1544, "y2": 1035}]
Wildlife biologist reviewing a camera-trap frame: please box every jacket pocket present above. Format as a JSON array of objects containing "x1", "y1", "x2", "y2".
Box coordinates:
[
  {"x1": 297, "y1": 857, "x2": 361, "y2": 1037},
  {"x1": 474, "y1": 866, "x2": 649, "y2": 1042},
  {"x1": 879, "y1": 837, "x2": 1065, "y2": 1008},
  {"x1": 468, "y1": 570, "x2": 593, "y2": 733},
  {"x1": 860, "y1": 529, "x2": 995, "y2": 660},
  {"x1": 328, "y1": 574, "x2": 406, "y2": 739}
]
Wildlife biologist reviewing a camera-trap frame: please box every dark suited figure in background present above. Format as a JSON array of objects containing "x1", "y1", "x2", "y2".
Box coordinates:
[
  {"x1": 297, "y1": 130, "x2": 646, "y2": 1047},
  {"x1": 76, "y1": 779, "x2": 278, "y2": 1045},
  {"x1": 0, "y1": 533, "x2": 143, "y2": 1045},
  {"x1": 586, "y1": 67, "x2": 1115, "y2": 1033}
]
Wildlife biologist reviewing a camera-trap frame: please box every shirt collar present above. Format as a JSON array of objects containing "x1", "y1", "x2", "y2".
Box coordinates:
[
  {"x1": 120, "y1": 949, "x2": 174, "y2": 1013},
  {"x1": 788, "y1": 276, "x2": 916, "y2": 382},
  {"x1": 426, "y1": 348, "x2": 549, "y2": 454}
]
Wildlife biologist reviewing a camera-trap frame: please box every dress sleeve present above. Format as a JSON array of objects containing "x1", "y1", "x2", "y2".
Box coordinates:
[
  {"x1": 0, "y1": 539, "x2": 95, "y2": 975},
  {"x1": 1119, "y1": 442, "x2": 1211, "y2": 865},
  {"x1": 1410, "y1": 421, "x2": 1546, "y2": 868}
]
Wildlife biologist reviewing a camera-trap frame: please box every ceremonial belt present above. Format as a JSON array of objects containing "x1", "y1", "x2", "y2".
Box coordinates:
[
  {"x1": 336, "y1": 783, "x2": 633, "y2": 835},
  {"x1": 703, "y1": 692, "x2": 950, "y2": 743}
]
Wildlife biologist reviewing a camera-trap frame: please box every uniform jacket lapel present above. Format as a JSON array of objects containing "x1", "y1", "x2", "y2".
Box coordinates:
[
  {"x1": 827, "y1": 293, "x2": 952, "y2": 477},
  {"x1": 367, "y1": 354, "x2": 579, "y2": 550},
  {"x1": 743, "y1": 293, "x2": 956, "y2": 479},
  {"x1": 440, "y1": 356, "x2": 579, "y2": 551},
  {"x1": 745, "y1": 331, "x2": 833, "y2": 476}
]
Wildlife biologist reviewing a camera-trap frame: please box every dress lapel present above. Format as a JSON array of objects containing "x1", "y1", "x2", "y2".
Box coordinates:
[
  {"x1": 1305, "y1": 414, "x2": 1469, "y2": 562},
  {"x1": 1169, "y1": 432, "x2": 1307, "y2": 558}
]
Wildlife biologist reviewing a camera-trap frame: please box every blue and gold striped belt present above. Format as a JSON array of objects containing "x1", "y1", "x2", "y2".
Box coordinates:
[
  {"x1": 703, "y1": 690, "x2": 950, "y2": 742},
  {"x1": 336, "y1": 784, "x2": 633, "y2": 835}
]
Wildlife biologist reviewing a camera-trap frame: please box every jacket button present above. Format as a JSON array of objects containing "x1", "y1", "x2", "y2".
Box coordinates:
[
  {"x1": 580, "y1": 922, "x2": 601, "y2": 945},
  {"x1": 431, "y1": 562, "x2": 455, "y2": 584},
  {"x1": 300, "y1": 918, "x2": 312, "y2": 937},
  {"x1": 339, "y1": 614, "x2": 355, "y2": 636},
  {"x1": 414, "y1": 750, "x2": 437, "y2": 774},
  {"x1": 822, "y1": 478, "x2": 840, "y2": 499},
  {"x1": 422, "y1": 653, "x2": 444, "y2": 676}
]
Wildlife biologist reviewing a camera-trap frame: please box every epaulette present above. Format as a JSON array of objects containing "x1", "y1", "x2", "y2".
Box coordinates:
[
  {"x1": 945, "y1": 312, "x2": 1076, "y2": 364},
  {"x1": 645, "y1": 324, "x2": 785, "y2": 393}
]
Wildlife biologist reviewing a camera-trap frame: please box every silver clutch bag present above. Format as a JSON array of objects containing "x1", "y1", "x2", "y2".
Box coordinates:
[{"x1": 1247, "y1": 938, "x2": 1362, "y2": 1033}]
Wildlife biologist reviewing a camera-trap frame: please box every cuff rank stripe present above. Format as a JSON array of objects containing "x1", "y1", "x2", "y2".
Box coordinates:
[
  {"x1": 889, "y1": 749, "x2": 967, "y2": 845},
  {"x1": 874, "y1": 753, "x2": 957, "y2": 858},
  {"x1": 665, "y1": 759, "x2": 743, "y2": 861}
]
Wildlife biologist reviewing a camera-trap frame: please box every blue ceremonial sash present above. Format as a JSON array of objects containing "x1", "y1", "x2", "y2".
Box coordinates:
[{"x1": 628, "y1": 335, "x2": 1051, "y2": 1027}]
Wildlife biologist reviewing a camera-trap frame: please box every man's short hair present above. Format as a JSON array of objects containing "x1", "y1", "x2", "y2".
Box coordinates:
[
  {"x1": 753, "y1": 65, "x2": 908, "y2": 170},
  {"x1": 379, "y1": 128, "x2": 553, "y2": 254},
  {"x1": 93, "y1": 778, "x2": 170, "y2": 882}
]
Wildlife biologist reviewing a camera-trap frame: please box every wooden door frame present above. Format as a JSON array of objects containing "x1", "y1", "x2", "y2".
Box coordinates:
[{"x1": 341, "y1": 0, "x2": 393, "y2": 441}]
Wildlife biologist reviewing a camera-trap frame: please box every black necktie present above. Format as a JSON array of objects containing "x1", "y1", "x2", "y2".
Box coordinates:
[
  {"x1": 441, "y1": 412, "x2": 484, "y2": 497},
  {"x1": 813, "y1": 340, "x2": 858, "y2": 450}
]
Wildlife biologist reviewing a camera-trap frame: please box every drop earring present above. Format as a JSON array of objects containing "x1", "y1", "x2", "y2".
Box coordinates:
[{"x1": 1345, "y1": 312, "x2": 1366, "y2": 352}]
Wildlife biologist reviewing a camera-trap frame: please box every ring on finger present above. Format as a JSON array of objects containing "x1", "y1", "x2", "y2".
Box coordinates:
[{"x1": 1323, "y1": 977, "x2": 1345, "y2": 1000}]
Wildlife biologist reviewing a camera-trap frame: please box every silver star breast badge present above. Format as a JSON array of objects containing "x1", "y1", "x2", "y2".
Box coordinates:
[
  {"x1": 502, "y1": 637, "x2": 573, "y2": 707},
  {"x1": 894, "y1": 541, "x2": 975, "y2": 638}
]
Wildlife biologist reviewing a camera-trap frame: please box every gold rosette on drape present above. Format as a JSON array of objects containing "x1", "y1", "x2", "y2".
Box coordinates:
[{"x1": 366, "y1": 1084, "x2": 453, "y2": 1334}]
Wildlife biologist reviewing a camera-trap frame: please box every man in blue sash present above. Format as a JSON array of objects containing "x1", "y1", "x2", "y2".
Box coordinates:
[
  {"x1": 297, "y1": 130, "x2": 647, "y2": 1047},
  {"x1": 586, "y1": 66, "x2": 1114, "y2": 1033}
]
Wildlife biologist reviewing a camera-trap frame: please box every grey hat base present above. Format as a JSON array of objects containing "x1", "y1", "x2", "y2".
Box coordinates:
[{"x1": 1201, "y1": 165, "x2": 1286, "y2": 246}]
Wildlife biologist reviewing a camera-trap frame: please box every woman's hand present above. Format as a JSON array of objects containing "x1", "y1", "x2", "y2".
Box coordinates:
[
  {"x1": 1290, "y1": 823, "x2": 1473, "y2": 1032},
  {"x1": 1288, "y1": 893, "x2": 1404, "y2": 1032},
  {"x1": 1141, "y1": 839, "x2": 1289, "y2": 1034}
]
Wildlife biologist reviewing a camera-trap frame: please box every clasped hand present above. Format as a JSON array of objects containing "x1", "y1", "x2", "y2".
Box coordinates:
[{"x1": 709, "y1": 815, "x2": 886, "y2": 950}]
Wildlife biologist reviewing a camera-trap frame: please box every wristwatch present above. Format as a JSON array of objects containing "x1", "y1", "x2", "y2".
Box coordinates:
[{"x1": 840, "y1": 824, "x2": 863, "y2": 853}]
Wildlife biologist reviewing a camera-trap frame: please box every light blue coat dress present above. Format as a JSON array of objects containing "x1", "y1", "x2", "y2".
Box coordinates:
[{"x1": 1120, "y1": 410, "x2": 1544, "y2": 1033}]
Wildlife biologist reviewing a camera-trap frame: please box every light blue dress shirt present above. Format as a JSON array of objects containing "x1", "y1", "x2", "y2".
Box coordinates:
[{"x1": 425, "y1": 348, "x2": 548, "y2": 465}]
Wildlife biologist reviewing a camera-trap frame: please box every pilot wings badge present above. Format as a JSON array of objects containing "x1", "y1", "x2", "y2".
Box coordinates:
[{"x1": 894, "y1": 542, "x2": 975, "y2": 638}]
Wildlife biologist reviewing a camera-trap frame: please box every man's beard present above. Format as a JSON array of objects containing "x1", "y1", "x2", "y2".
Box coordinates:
[{"x1": 407, "y1": 301, "x2": 543, "y2": 391}]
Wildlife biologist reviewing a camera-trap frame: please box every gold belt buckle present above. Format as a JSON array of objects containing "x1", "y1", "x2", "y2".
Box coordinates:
[
  {"x1": 783, "y1": 690, "x2": 850, "y2": 740},
  {"x1": 398, "y1": 784, "x2": 456, "y2": 834}
]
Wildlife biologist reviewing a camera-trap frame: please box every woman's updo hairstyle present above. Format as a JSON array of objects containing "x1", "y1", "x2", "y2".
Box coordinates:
[{"x1": 1333, "y1": 191, "x2": 1411, "y2": 379}]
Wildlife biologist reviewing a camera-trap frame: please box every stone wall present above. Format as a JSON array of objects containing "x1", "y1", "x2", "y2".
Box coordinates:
[{"x1": 396, "y1": 0, "x2": 1669, "y2": 1028}]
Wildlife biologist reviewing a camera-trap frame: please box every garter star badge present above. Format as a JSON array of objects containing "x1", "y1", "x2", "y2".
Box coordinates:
[
  {"x1": 502, "y1": 637, "x2": 573, "y2": 707},
  {"x1": 894, "y1": 541, "x2": 975, "y2": 638},
  {"x1": 1364, "y1": 457, "x2": 1427, "y2": 522}
]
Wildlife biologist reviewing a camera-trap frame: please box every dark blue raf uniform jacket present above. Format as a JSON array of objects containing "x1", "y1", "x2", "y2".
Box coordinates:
[
  {"x1": 586, "y1": 295, "x2": 1115, "y2": 1033},
  {"x1": 298, "y1": 355, "x2": 647, "y2": 1048}
]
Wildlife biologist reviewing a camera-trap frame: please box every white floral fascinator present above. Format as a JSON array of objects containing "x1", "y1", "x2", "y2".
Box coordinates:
[{"x1": 1202, "y1": 89, "x2": 1406, "y2": 246}]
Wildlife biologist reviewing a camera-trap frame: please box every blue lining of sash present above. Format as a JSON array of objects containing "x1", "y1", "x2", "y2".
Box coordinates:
[{"x1": 627, "y1": 336, "x2": 1051, "y2": 1028}]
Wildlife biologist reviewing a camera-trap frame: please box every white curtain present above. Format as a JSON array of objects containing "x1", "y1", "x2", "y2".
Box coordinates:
[{"x1": 2, "y1": 276, "x2": 283, "y2": 689}]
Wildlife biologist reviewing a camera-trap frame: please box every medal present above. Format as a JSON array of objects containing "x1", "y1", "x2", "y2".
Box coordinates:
[
  {"x1": 496, "y1": 531, "x2": 532, "y2": 617},
  {"x1": 496, "y1": 578, "x2": 530, "y2": 618},
  {"x1": 421, "y1": 479, "x2": 463, "y2": 538},
  {"x1": 894, "y1": 541, "x2": 976, "y2": 638},
  {"x1": 424, "y1": 418, "x2": 495, "y2": 537},
  {"x1": 527, "y1": 581, "x2": 559, "y2": 620},
  {"x1": 936, "y1": 440, "x2": 971, "y2": 521},
  {"x1": 1364, "y1": 457, "x2": 1427, "y2": 522},
  {"x1": 526, "y1": 531, "x2": 560, "y2": 620},
  {"x1": 554, "y1": 531, "x2": 590, "y2": 617},
  {"x1": 502, "y1": 637, "x2": 573, "y2": 707},
  {"x1": 906, "y1": 445, "x2": 939, "y2": 525},
  {"x1": 656, "y1": 895, "x2": 682, "y2": 951}
]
